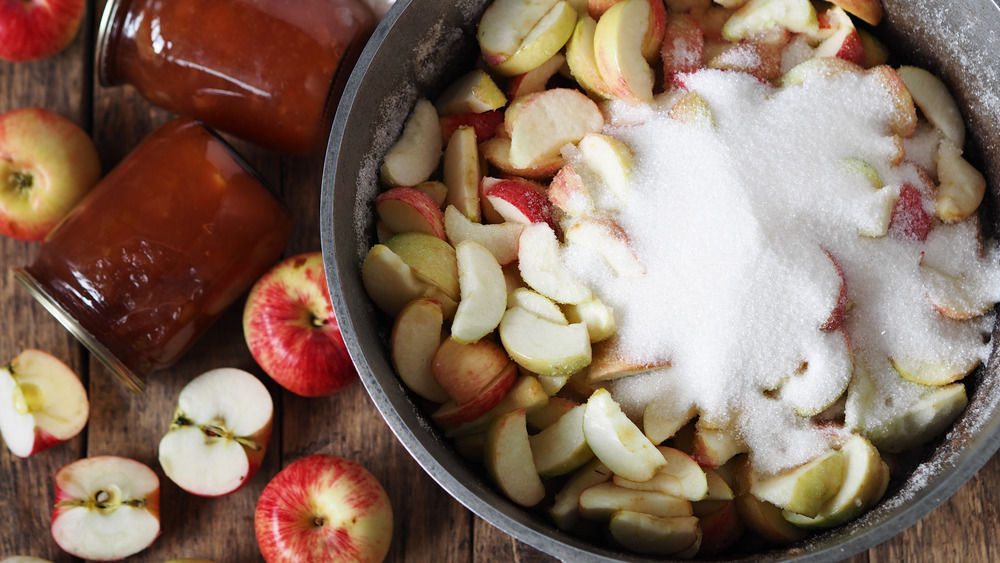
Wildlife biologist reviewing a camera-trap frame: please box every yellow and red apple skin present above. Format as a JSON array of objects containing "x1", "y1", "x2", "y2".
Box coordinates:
[
  {"x1": 0, "y1": 0, "x2": 85, "y2": 62},
  {"x1": 432, "y1": 337, "x2": 513, "y2": 405},
  {"x1": 255, "y1": 454, "x2": 393, "y2": 563},
  {"x1": 0, "y1": 107, "x2": 101, "y2": 241},
  {"x1": 243, "y1": 252, "x2": 358, "y2": 397}
]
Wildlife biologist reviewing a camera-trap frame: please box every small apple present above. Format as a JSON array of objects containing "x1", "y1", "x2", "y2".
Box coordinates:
[
  {"x1": 50, "y1": 455, "x2": 161, "y2": 560},
  {"x1": 158, "y1": 368, "x2": 274, "y2": 497},
  {"x1": 255, "y1": 454, "x2": 393, "y2": 563},
  {"x1": 0, "y1": 0, "x2": 84, "y2": 62},
  {"x1": 0, "y1": 107, "x2": 101, "y2": 241},
  {"x1": 0, "y1": 348, "x2": 88, "y2": 458},
  {"x1": 244, "y1": 252, "x2": 358, "y2": 397}
]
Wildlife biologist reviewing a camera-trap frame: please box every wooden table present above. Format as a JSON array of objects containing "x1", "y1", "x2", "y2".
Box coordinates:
[{"x1": 2, "y1": 2, "x2": 1000, "y2": 562}]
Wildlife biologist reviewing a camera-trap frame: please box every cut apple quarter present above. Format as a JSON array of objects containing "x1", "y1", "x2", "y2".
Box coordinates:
[
  {"x1": 50, "y1": 456, "x2": 161, "y2": 561},
  {"x1": 506, "y1": 87, "x2": 604, "y2": 169},
  {"x1": 158, "y1": 368, "x2": 274, "y2": 497},
  {"x1": 0, "y1": 349, "x2": 88, "y2": 458},
  {"x1": 749, "y1": 448, "x2": 845, "y2": 518},
  {"x1": 484, "y1": 409, "x2": 546, "y2": 506},
  {"x1": 380, "y1": 98, "x2": 442, "y2": 187},
  {"x1": 391, "y1": 298, "x2": 450, "y2": 403},
  {"x1": 499, "y1": 306, "x2": 593, "y2": 376},
  {"x1": 782, "y1": 434, "x2": 889, "y2": 529},
  {"x1": 583, "y1": 388, "x2": 667, "y2": 482},
  {"x1": 452, "y1": 240, "x2": 508, "y2": 344},
  {"x1": 517, "y1": 222, "x2": 593, "y2": 304},
  {"x1": 529, "y1": 404, "x2": 594, "y2": 476}
]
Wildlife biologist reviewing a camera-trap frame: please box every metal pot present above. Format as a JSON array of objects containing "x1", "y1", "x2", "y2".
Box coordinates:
[{"x1": 320, "y1": 0, "x2": 1000, "y2": 560}]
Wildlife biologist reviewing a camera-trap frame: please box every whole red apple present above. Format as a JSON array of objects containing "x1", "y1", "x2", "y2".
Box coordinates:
[
  {"x1": 255, "y1": 454, "x2": 393, "y2": 563},
  {"x1": 243, "y1": 252, "x2": 358, "y2": 396},
  {"x1": 0, "y1": 0, "x2": 84, "y2": 62},
  {"x1": 0, "y1": 107, "x2": 101, "y2": 241}
]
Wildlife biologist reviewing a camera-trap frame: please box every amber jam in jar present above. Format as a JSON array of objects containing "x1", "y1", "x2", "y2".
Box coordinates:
[
  {"x1": 95, "y1": 0, "x2": 375, "y2": 155},
  {"x1": 16, "y1": 118, "x2": 292, "y2": 391}
]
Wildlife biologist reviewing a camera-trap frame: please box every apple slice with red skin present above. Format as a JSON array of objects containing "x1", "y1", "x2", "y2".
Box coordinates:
[
  {"x1": 480, "y1": 136, "x2": 566, "y2": 180},
  {"x1": 158, "y1": 368, "x2": 273, "y2": 497},
  {"x1": 255, "y1": 454, "x2": 393, "y2": 563},
  {"x1": 484, "y1": 409, "x2": 547, "y2": 507},
  {"x1": 888, "y1": 183, "x2": 932, "y2": 242},
  {"x1": 565, "y1": 14, "x2": 616, "y2": 99},
  {"x1": 0, "y1": 107, "x2": 101, "y2": 241},
  {"x1": 661, "y1": 13, "x2": 704, "y2": 88},
  {"x1": 548, "y1": 163, "x2": 596, "y2": 217},
  {"x1": 243, "y1": 252, "x2": 357, "y2": 397},
  {"x1": 50, "y1": 456, "x2": 161, "y2": 561},
  {"x1": 375, "y1": 186, "x2": 446, "y2": 240},
  {"x1": 608, "y1": 511, "x2": 701, "y2": 556},
  {"x1": 813, "y1": 15, "x2": 864, "y2": 67},
  {"x1": 0, "y1": 0, "x2": 85, "y2": 62},
  {"x1": 391, "y1": 298, "x2": 450, "y2": 403},
  {"x1": 593, "y1": 0, "x2": 656, "y2": 103},
  {"x1": 445, "y1": 374, "x2": 549, "y2": 437},
  {"x1": 431, "y1": 362, "x2": 519, "y2": 429},
  {"x1": 0, "y1": 349, "x2": 88, "y2": 458},
  {"x1": 483, "y1": 177, "x2": 557, "y2": 231},
  {"x1": 432, "y1": 336, "x2": 514, "y2": 405},
  {"x1": 380, "y1": 99, "x2": 442, "y2": 188},
  {"x1": 440, "y1": 110, "x2": 504, "y2": 144},
  {"x1": 868, "y1": 65, "x2": 918, "y2": 139},
  {"x1": 829, "y1": 0, "x2": 882, "y2": 26}
]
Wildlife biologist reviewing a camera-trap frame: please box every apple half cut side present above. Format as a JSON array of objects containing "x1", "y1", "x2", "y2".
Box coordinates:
[
  {"x1": 0, "y1": 349, "x2": 88, "y2": 458},
  {"x1": 158, "y1": 368, "x2": 274, "y2": 497},
  {"x1": 51, "y1": 456, "x2": 161, "y2": 561},
  {"x1": 255, "y1": 454, "x2": 393, "y2": 563}
]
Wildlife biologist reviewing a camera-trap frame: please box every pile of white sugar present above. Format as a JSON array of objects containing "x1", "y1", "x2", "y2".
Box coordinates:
[{"x1": 563, "y1": 69, "x2": 1000, "y2": 475}]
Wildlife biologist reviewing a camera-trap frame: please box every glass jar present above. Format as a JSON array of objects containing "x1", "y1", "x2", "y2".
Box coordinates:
[
  {"x1": 95, "y1": 0, "x2": 376, "y2": 155},
  {"x1": 16, "y1": 117, "x2": 293, "y2": 391}
]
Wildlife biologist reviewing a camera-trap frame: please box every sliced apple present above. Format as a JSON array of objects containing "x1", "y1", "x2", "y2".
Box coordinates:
[
  {"x1": 732, "y1": 456, "x2": 810, "y2": 544},
  {"x1": 483, "y1": 177, "x2": 556, "y2": 230},
  {"x1": 380, "y1": 98, "x2": 442, "y2": 187},
  {"x1": 499, "y1": 306, "x2": 593, "y2": 376},
  {"x1": 549, "y1": 163, "x2": 597, "y2": 217},
  {"x1": 707, "y1": 39, "x2": 784, "y2": 81},
  {"x1": 479, "y1": 136, "x2": 566, "y2": 180},
  {"x1": 563, "y1": 297, "x2": 616, "y2": 343},
  {"x1": 565, "y1": 14, "x2": 616, "y2": 99},
  {"x1": 643, "y1": 397, "x2": 696, "y2": 445},
  {"x1": 414, "y1": 180, "x2": 449, "y2": 208},
  {"x1": 431, "y1": 362, "x2": 519, "y2": 428},
  {"x1": 588, "y1": 340, "x2": 670, "y2": 383},
  {"x1": 782, "y1": 434, "x2": 889, "y2": 529},
  {"x1": 661, "y1": 13, "x2": 704, "y2": 87},
  {"x1": 444, "y1": 205, "x2": 523, "y2": 266},
  {"x1": 507, "y1": 87, "x2": 604, "y2": 168},
  {"x1": 857, "y1": 28, "x2": 889, "y2": 68},
  {"x1": 527, "y1": 396, "x2": 580, "y2": 430},
  {"x1": 484, "y1": 409, "x2": 546, "y2": 506},
  {"x1": 829, "y1": 0, "x2": 882, "y2": 26},
  {"x1": 375, "y1": 187, "x2": 446, "y2": 240},
  {"x1": 722, "y1": 0, "x2": 818, "y2": 41},
  {"x1": 889, "y1": 352, "x2": 980, "y2": 388},
  {"x1": 564, "y1": 216, "x2": 644, "y2": 277},
  {"x1": 579, "y1": 482, "x2": 693, "y2": 520},
  {"x1": 691, "y1": 423, "x2": 749, "y2": 468},
  {"x1": 935, "y1": 138, "x2": 986, "y2": 222},
  {"x1": 594, "y1": 0, "x2": 656, "y2": 103},
  {"x1": 445, "y1": 374, "x2": 549, "y2": 437},
  {"x1": 384, "y1": 232, "x2": 460, "y2": 302},
  {"x1": 696, "y1": 499, "x2": 744, "y2": 556},
  {"x1": 361, "y1": 244, "x2": 458, "y2": 318},
  {"x1": 749, "y1": 448, "x2": 845, "y2": 518},
  {"x1": 669, "y1": 90, "x2": 715, "y2": 127},
  {"x1": 608, "y1": 511, "x2": 701, "y2": 556},
  {"x1": 896, "y1": 66, "x2": 965, "y2": 149},
  {"x1": 583, "y1": 388, "x2": 666, "y2": 482},
  {"x1": 614, "y1": 446, "x2": 709, "y2": 501},
  {"x1": 508, "y1": 53, "x2": 567, "y2": 98},
  {"x1": 780, "y1": 56, "x2": 861, "y2": 87},
  {"x1": 777, "y1": 328, "x2": 853, "y2": 417},
  {"x1": 391, "y1": 298, "x2": 450, "y2": 403},
  {"x1": 452, "y1": 240, "x2": 508, "y2": 344},
  {"x1": 439, "y1": 111, "x2": 505, "y2": 144},
  {"x1": 529, "y1": 404, "x2": 595, "y2": 476},
  {"x1": 550, "y1": 458, "x2": 614, "y2": 530},
  {"x1": 868, "y1": 65, "x2": 918, "y2": 139},
  {"x1": 577, "y1": 132, "x2": 635, "y2": 205},
  {"x1": 443, "y1": 125, "x2": 482, "y2": 222},
  {"x1": 507, "y1": 287, "x2": 567, "y2": 324},
  {"x1": 922, "y1": 263, "x2": 997, "y2": 321},
  {"x1": 887, "y1": 182, "x2": 932, "y2": 242},
  {"x1": 435, "y1": 69, "x2": 508, "y2": 115},
  {"x1": 865, "y1": 381, "x2": 968, "y2": 453},
  {"x1": 432, "y1": 336, "x2": 513, "y2": 405},
  {"x1": 517, "y1": 223, "x2": 593, "y2": 304}
]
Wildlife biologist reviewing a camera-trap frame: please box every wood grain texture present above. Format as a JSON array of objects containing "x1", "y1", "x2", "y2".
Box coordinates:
[{"x1": 1, "y1": 1, "x2": 999, "y2": 562}]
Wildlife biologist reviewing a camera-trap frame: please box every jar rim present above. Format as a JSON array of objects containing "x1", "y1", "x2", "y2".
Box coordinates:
[
  {"x1": 14, "y1": 267, "x2": 146, "y2": 393},
  {"x1": 95, "y1": 0, "x2": 125, "y2": 88}
]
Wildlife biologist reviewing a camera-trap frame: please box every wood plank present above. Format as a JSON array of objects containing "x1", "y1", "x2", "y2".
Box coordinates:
[{"x1": 0, "y1": 6, "x2": 92, "y2": 562}]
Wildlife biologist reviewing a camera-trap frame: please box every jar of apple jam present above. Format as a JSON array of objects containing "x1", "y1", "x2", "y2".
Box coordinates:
[
  {"x1": 95, "y1": 0, "x2": 376, "y2": 155},
  {"x1": 15, "y1": 117, "x2": 293, "y2": 392}
]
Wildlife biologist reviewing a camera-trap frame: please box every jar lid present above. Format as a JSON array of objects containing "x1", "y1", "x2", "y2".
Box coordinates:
[
  {"x1": 94, "y1": 0, "x2": 124, "y2": 88},
  {"x1": 14, "y1": 267, "x2": 146, "y2": 393}
]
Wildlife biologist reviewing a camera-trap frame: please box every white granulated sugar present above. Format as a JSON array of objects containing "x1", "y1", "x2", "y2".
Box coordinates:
[{"x1": 568, "y1": 68, "x2": 1000, "y2": 475}]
